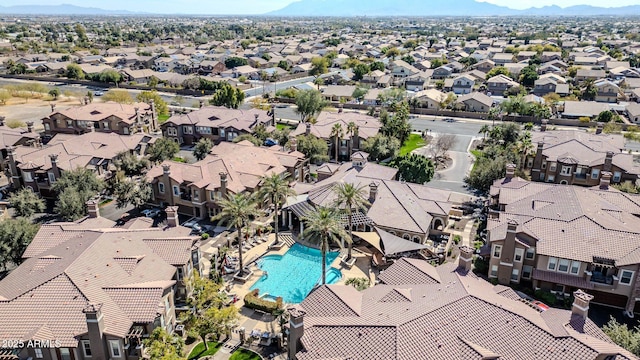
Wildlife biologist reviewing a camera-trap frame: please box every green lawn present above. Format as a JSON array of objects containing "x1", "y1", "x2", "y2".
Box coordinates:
[
  {"x1": 399, "y1": 134, "x2": 426, "y2": 156},
  {"x1": 229, "y1": 349, "x2": 262, "y2": 360},
  {"x1": 276, "y1": 123, "x2": 294, "y2": 130},
  {"x1": 470, "y1": 150, "x2": 483, "y2": 172},
  {"x1": 187, "y1": 342, "x2": 222, "y2": 360},
  {"x1": 158, "y1": 113, "x2": 170, "y2": 124}
]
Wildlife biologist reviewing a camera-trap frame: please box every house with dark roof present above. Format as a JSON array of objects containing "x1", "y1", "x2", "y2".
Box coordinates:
[
  {"x1": 526, "y1": 124, "x2": 639, "y2": 186},
  {"x1": 488, "y1": 167, "x2": 640, "y2": 314},
  {"x1": 287, "y1": 251, "x2": 634, "y2": 359},
  {"x1": 0, "y1": 203, "x2": 200, "y2": 360}
]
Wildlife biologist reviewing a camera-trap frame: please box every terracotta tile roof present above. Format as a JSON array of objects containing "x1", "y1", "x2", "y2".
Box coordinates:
[
  {"x1": 290, "y1": 111, "x2": 381, "y2": 140},
  {"x1": 51, "y1": 102, "x2": 150, "y2": 124},
  {"x1": 142, "y1": 238, "x2": 195, "y2": 265},
  {"x1": 0, "y1": 222, "x2": 197, "y2": 347},
  {"x1": 296, "y1": 260, "x2": 634, "y2": 359},
  {"x1": 163, "y1": 106, "x2": 270, "y2": 132}
]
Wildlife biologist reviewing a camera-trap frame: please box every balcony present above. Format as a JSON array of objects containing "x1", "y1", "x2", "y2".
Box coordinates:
[{"x1": 590, "y1": 270, "x2": 614, "y2": 285}]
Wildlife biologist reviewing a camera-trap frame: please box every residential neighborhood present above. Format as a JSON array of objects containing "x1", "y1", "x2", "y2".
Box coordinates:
[{"x1": 1, "y1": 8, "x2": 640, "y2": 360}]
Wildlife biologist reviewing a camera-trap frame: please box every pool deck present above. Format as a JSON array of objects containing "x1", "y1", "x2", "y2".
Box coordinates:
[{"x1": 199, "y1": 231, "x2": 373, "y2": 352}]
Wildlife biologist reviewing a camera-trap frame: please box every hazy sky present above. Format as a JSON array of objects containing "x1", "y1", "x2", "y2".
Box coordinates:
[{"x1": 2, "y1": 0, "x2": 640, "y2": 14}]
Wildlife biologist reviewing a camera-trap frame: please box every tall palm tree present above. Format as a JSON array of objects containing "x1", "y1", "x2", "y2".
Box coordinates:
[
  {"x1": 333, "y1": 183, "x2": 370, "y2": 260},
  {"x1": 258, "y1": 173, "x2": 295, "y2": 246},
  {"x1": 346, "y1": 121, "x2": 357, "y2": 152},
  {"x1": 302, "y1": 207, "x2": 351, "y2": 285},
  {"x1": 517, "y1": 131, "x2": 534, "y2": 169},
  {"x1": 213, "y1": 193, "x2": 261, "y2": 276},
  {"x1": 330, "y1": 123, "x2": 344, "y2": 162}
]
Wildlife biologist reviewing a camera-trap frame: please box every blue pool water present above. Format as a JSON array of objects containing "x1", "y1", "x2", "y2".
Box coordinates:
[{"x1": 250, "y1": 243, "x2": 342, "y2": 303}]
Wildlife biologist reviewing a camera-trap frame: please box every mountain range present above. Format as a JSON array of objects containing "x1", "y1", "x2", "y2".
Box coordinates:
[
  {"x1": 0, "y1": 1, "x2": 639, "y2": 16},
  {"x1": 268, "y1": 0, "x2": 640, "y2": 16},
  {"x1": 0, "y1": 4, "x2": 140, "y2": 15}
]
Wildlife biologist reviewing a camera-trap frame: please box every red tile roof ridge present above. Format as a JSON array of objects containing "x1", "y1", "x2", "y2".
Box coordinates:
[{"x1": 103, "y1": 280, "x2": 176, "y2": 289}]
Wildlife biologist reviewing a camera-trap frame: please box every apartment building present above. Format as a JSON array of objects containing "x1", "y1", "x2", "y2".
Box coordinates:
[
  {"x1": 526, "y1": 122, "x2": 639, "y2": 186},
  {"x1": 488, "y1": 166, "x2": 640, "y2": 314},
  {"x1": 161, "y1": 106, "x2": 273, "y2": 146},
  {"x1": 145, "y1": 140, "x2": 307, "y2": 218},
  {"x1": 5, "y1": 132, "x2": 155, "y2": 197},
  {"x1": 287, "y1": 253, "x2": 634, "y2": 359},
  {"x1": 0, "y1": 203, "x2": 200, "y2": 360},
  {"x1": 42, "y1": 102, "x2": 158, "y2": 137}
]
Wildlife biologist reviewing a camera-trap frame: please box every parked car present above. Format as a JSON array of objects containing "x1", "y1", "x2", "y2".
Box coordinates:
[
  {"x1": 444, "y1": 118, "x2": 455, "y2": 122},
  {"x1": 94, "y1": 91, "x2": 104, "y2": 96},
  {"x1": 141, "y1": 208, "x2": 161, "y2": 218},
  {"x1": 183, "y1": 219, "x2": 203, "y2": 233}
]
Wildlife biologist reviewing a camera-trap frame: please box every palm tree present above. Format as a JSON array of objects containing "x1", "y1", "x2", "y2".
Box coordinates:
[
  {"x1": 213, "y1": 193, "x2": 261, "y2": 276},
  {"x1": 333, "y1": 183, "x2": 370, "y2": 260},
  {"x1": 258, "y1": 173, "x2": 295, "y2": 247},
  {"x1": 517, "y1": 131, "x2": 534, "y2": 169},
  {"x1": 330, "y1": 123, "x2": 344, "y2": 162},
  {"x1": 302, "y1": 207, "x2": 350, "y2": 285},
  {"x1": 479, "y1": 124, "x2": 491, "y2": 141},
  {"x1": 346, "y1": 121, "x2": 357, "y2": 152}
]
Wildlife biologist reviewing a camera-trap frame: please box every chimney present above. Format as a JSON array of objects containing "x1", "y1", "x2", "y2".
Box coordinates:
[
  {"x1": 287, "y1": 305, "x2": 306, "y2": 360},
  {"x1": 219, "y1": 172, "x2": 228, "y2": 197},
  {"x1": 6, "y1": 146, "x2": 20, "y2": 188},
  {"x1": 162, "y1": 164, "x2": 174, "y2": 206},
  {"x1": 166, "y1": 206, "x2": 178, "y2": 227},
  {"x1": 540, "y1": 119, "x2": 548, "y2": 132},
  {"x1": 83, "y1": 304, "x2": 108, "y2": 360},
  {"x1": 289, "y1": 137, "x2": 298, "y2": 152},
  {"x1": 26, "y1": 121, "x2": 34, "y2": 133},
  {"x1": 572, "y1": 289, "x2": 593, "y2": 319},
  {"x1": 496, "y1": 219, "x2": 518, "y2": 285},
  {"x1": 134, "y1": 107, "x2": 140, "y2": 124},
  {"x1": 505, "y1": 163, "x2": 516, "y2": 181},
  {"x1": 368, "y1": 182, "x2": 378, "y2": 203},
  {"x1": 600, "y1": 171, "x2": 612, "y2": 190},
  {"x1": 86, "y1": 199, "x2": 99, "y2": 218},
  {"x1": 458, "y1": 245, "x2": 474, "y2": 273},
  {"x1": 596, "y1": 122, "x2": 604, "y2": 135},
  {"x1": 603, "y1": 151, "x2": 614, "y2": 172},
  {"x1": 270, "y1": 105, "x2": 276, "y2": 126},
  {"x1": 305, "y1": 122, "x2": 311, "y2": 136},
  {"x1": 49, "y1": 153, "x2": 61, "y2": 179}
]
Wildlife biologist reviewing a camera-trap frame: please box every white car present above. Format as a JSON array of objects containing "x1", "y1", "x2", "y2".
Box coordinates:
[
  {"x1": 182, "y1": 219, "x2": 202, "y2": 233},
  {"x1": 142, "y1": 208, "x2": 161, "y2": 218}
]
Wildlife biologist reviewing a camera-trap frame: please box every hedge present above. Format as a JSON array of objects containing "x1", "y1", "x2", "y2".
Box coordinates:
[{"x1": 244, "y1": 289, "x2": 283, "y2": 314}]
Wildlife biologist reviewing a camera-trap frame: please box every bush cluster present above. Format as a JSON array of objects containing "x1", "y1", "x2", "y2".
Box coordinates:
[{"x1": 243, "y1": 289, "x2": 283, "y2": 314}]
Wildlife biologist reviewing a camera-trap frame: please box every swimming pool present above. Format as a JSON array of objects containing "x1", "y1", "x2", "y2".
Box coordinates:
[{"x1": 250, "y1": 243, "x2": 342, "y2": 304}]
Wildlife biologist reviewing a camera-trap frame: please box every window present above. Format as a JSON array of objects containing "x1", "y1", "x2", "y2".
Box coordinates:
[
  {"x1": 511, "y1": 268, "x2": 519, "y2": 281},
  {"x1": 176, "y1": 267, "x2": 183, "y2": 280},
  {"x1": 553, "y1": 284, "x2": 565, "y2": 294},
  {"x1": 490, "y1": 265, "x2": 498, "y2": 277},
  {"x1": 560, "y1": 166, "x2": 572, "y2": 176},
  {"x1": 547, "y1": 175, "x2": 555, "y2": 182},
  {"x1": 527, "y1": 158, "x2": 533, "y2": 168},
  {"x1": 183, "y1": 126, "x2": 193, "y2": 134},
  {"x1": 165, "y1": 297, "x2": 171, "y2": 313},
  {"x1": 558, "y1": 259, "x2": 570, "y2": 272},
  {"x1": 514, "y1": 248, "x2": 524, "y2": 262},
  {"x1": 549, "y1": 163, "x2": 556, "y2": 172},
  {"x1": 82, "y1": 340, "x2": 92, "y2": 357},
  {"x1": 492, "y1": 245, "x2": 502, "y2": 258},
  {"x1": 522, "y1": 265, "x2": 533, "y2": 279},
  {"x1": 542, "y1": 161, "x2": 547, "y2": 169},
  {"x1": 620, "y1": 270, "x2": 634, "y2": 285},
  {"x1": 66, "y1": 120, "x2": 73, "y2": 128},
  {"x1": 158, "y1": 182, "x2": 165, "y2": 193},
  {"x1": 210, "y1": 191, "x2": 216, "y2": 200},
  {"x1": 34, "y1": 349, "x2": 43, "y2": 359},
  {"x1": 23, "y1": 172, "x2": 33, "y2": 182},
  {"x1": 109, "y1": 340, "x2": 121, "y2": 358},
  {"x1": 220, "y1": 129, "x2": 225, "y2": 137},
  {"x1": 44, "y1": 123, "x2": 50, "y2": 131},
  {"x1": 48, "y1": 172, "x2": 56, "y2": 184},
  {"x1": 167, "y1": 127, "x2": 177, "y2": 136},
  {"x1": 548, "y1": 257, "x2": 557, "y2": 271},
  {"x1": 591, "y1": 168, "x2": 600, "y2": 179},
  {"x1": 570, "y1": 261, "x2": 580, "y2": 275},
  {"x1": 525, "y1": 247, "x2": 535, "y2": 260},
  {"x1": 173, "y1": 186, "x2": 179, "y2": 196},
  {"x1": 613, "y1": 171, "x2": 622, "y2": 182},
  {"x1": 123, "y1": 127, "x2": 129, "y2": 135},
  {"x1": 193, "y1": 190, "x2": 199, "y2": 201},
  {"x1": 197, "y1": 126, "x2": 211, "y2": 134}
]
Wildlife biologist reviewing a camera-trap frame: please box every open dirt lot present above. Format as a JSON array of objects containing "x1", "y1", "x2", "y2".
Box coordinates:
[{"x1": 0, "y1": 96, "x2": 82, "y2": 131}]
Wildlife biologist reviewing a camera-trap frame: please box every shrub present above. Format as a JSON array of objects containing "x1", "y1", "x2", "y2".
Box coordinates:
[
  {"x1": 578, "y1": 116, "x2": 591, "y2": 123},
  {"x1": 534, "y1": 289, "x2": 557, "y2": 306},
  {"x1": 6, "y1": 119, "x2": 26, "y2": 129},
  {"x1": 243, "y1": 289, "x2": 283, "y2": 314},
  {"x1": 472, "y1": 256, "x2": 488, "y2": 275},
  {"x1": 453, "y1": 235, "x2": 461, "y2": 245},
  {"x1": 201, "y1": 233, "x2": 209, "y2": 240}
]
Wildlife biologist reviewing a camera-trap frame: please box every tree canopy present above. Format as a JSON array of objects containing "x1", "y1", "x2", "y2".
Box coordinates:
[
  {"x1": 0, "y1": 218, "x2": 40, "y2": 271},
  {"x1": 295, "y1": 89, "x2": 327, "y2": 122},
  {"x1": 9, "y1": 188, "x2": 45, "y2": 218},
  {"x1": 296, "y1": 134, "x2": 329, "y2": 164},
  {"x1": 391, "y1": 153, "x2": 435, "y2": 184},
  {"x1": 193, "y1": 138, "x2": 214, "y2": 161},
  {"x1": 209, "y1": 83, "x2": 245, "y2": 109},
  {"x1": 52, "y1": 167, "x2": 104, "y2": 221},
  {"x1": 148, "y1": 137, "x2": 180, "y2": 163},
  {"x1": 102, "y1": 89, "x2": 134, "y2": 104},
  {"x1": 137, "y1": 90, "x2": 168, "y2": 115}
]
